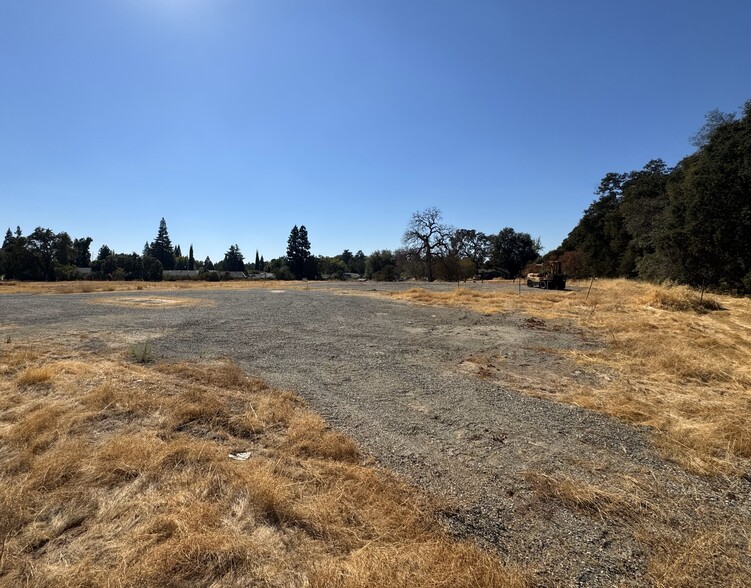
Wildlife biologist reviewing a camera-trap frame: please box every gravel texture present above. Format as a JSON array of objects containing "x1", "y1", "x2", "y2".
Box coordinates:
[{"x1": 2, "y1": 282, "x2": 749, "y2": 587}]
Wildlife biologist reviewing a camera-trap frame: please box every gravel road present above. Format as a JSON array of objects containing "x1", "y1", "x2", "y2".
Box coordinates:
[{"x1": 2, "y1": 283, "x2": 748, "y2": 587}]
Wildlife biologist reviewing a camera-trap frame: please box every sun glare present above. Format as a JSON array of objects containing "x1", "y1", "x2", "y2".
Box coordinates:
[{"x1": 126, "y1": 0, "x2": 222, "y2": 28}]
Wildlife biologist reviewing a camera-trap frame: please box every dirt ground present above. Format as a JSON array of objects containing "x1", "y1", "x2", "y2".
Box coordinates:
[{"x1": 1, "y1": 281, "x2": 748, "y2": 587}]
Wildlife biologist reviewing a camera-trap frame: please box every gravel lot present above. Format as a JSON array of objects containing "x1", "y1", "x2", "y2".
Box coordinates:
[{"x1": 2, "y1": 283, "x2": 748, "y2": 586}]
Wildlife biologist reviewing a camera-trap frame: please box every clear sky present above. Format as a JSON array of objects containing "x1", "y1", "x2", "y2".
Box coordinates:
[{"x1": 2, "y1": 0, "x2": 750, "y2": 263}]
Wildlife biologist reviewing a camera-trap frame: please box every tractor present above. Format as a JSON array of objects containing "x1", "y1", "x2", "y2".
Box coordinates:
[{"x1": 526, "y1": 261, "x2": 567, "y2": 290}]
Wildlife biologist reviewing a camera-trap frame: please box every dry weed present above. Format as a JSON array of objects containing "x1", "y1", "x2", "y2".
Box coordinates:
[
  {"x1": 383, "y1": 280, "x2": 751, "y2": 475},
  {"x1": 0, "y1": 280, "x2": 302, "y2": 296},
  {"x1": 0, "y1": 342, "x2": 527, "y2": 587},
  {"x1": 524, "y1": 467, "x2": 751, "y2": 587},
  {"x1": 524, "y1": 471, "x2": 642, "y2": 520}
]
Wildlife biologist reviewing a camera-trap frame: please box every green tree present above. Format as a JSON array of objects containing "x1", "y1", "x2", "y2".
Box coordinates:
[
  {"x1": 338, "y1": 249, "x2": 354, "y2": 270},
  {"x1": 560, "y1": 173, "x2": 631, "y2": 277},
  {"x1": 452, "y1": 229, "x2": 490, "y2": 276},
  {"x1": 1, "y1": 227, "x2": 40, "y2": 280},
  {"x1": 662, "y1": 101, "x2": 751, "y2": 291},
  {"x1": 97, "y1": 245, "x2": 113, "y2": 261},
  {"x1": 188, "y1": 245, "x2": 195, "y2": 271},
  {"x1": 223, "y1": 244, "x2": 245, "y2": 272},
  {"x1": 143, "y1": 256, "x2": 163, "y2": 281},
  {"x1": 73, "y1": 237, "x2": 93, "y2": 267},
  {"x1": 27, "y1": 227, "x2": 57, "y2": 281},
  {"x1": 365, "y1": 250, "x2": 398, "y2": 281},
  {"x1": 351, "y1": 250, "x2": 366, "y2": 276},
  {"x1": 286, "y1": 225, "x2": 314, "y2": 279},
  {"x1": 618, "y1": 160, "x2": 672, "y2": 279},
  {"x1": 147, "y1": 218, "x2": 175, "y2": 270},
  {"x1": 318, "y1": 256, "x2": 347, "y2": 279},
  {"x1": 489, "y1": 228, "x2": 542, "y2": 278},
  {"x1": 690, "y1": 108, "x2": 737, "y2": 148}
]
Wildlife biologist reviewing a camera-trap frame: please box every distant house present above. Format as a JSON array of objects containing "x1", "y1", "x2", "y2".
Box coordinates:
[
  {"x1": 204, "y1": 270, "x2": 247, "y2": 280},
  {"x1": 162, "y1": 270, "x2": 200, "y2": 280},
  {"x1": 75, "y1": 267, "x2": 92, "y2": 277},
  {"x1": 248, "y1": 272, "x2": 275, "y2": 280}
]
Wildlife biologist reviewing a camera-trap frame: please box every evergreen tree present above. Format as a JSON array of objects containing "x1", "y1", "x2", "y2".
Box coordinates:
[
  {"x1": 204, "y1": 256, "x2": 214, "y2": 270},
  {"x1": 286, "y1": 225, "x2": 313, "y2": 279},
  {"x1": 255, "y1": 250, "x2": 260, "y2": 271},
  {"x1": 223, "y1": 244, "x2": 245, "y2": 272},
  {"x1": 97, "y1": 245, "x2": 113, "y2": 261},
  {"x1": 175, "y1": 244, "x2": 182, "y2": 257},
  {"x1": 148, "y1": 218, "x2": 175, "y2": 270},
  {"x1": 188, "y1": 245, "x2": 195, "y2": 271}
]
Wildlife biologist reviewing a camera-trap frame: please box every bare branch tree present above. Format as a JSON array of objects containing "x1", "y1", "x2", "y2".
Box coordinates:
[{"x1": 401, "y1": 207, "x2": 452, "y2": 282}]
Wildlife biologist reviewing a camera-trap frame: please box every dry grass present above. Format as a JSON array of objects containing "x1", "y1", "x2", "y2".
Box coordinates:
[
  {"x1": 524, "y1": 471, "x2": 641, "y2": 520},
  {"x1": 381, "y1": 280, "x2": 751, "y2": 475},
  {"x1": 0, "y1": 280, "x2": 300, "y2": 295},
  {"x1": 0, "y1": 342, "x2": 528, "y2": 587},
  {"x1": 524, "y1": 469, "x2": 750, "y2": 587}
]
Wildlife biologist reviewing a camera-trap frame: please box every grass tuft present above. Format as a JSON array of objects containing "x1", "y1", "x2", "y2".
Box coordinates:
[
  {"x1": 129, "y1": 341, "x2": 155, "y2": 363},
  {"x1": 640, "y1": 282, "x2": 724, "y2": 313}
]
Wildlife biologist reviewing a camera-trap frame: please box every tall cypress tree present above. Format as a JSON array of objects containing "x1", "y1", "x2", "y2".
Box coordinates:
[
  {"x1": 148, "y1": 218, "x2": 175, "y2": 270},
  {"x1": 188, "y1": 245, "x2": 195, "y2": 271}
]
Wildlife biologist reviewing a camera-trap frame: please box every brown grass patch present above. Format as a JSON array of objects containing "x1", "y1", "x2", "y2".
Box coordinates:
[
  {"x1": 524, "y1": 471, "x2": 641, "y2": 520},
  {"x1": 0, "y1": 341, "x2": 528, "y2": 587},
  {"x1": 524, "y1": 468, "x2": 751, "y2": 587},
  {"x1": 0, "y1": 280, "x2": 303, "y2": 295},
  {"x1": 380, "y1": 280, "x2": 751, "y2": 476}
]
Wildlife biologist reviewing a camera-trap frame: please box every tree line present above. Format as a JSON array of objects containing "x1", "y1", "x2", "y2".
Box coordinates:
[
  {"x1": 8, "y1": 101, "x2": 745, "y2": 288},
  {"x1": 0, "y1": 213, "x2": 542, "y2": 283},
  {"x1": 553, "y1": 100, "x2": 751, "y2": 294},
  {"x1": 0, "y1": 218, "x2": 267, "y2": 282},
  {"x1": 272, "y1": 214, "x2": 542, "y2": 282}
]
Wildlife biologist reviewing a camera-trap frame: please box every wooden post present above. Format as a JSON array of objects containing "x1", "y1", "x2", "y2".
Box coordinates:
[{"x1": 586, "y1": 276, "x2": 595, "y2": 300}]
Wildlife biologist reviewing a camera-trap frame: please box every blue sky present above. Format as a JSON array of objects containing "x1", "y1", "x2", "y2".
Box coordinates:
[{"x1": 2, "y1": 0, "x2": 750, "y2": 263}]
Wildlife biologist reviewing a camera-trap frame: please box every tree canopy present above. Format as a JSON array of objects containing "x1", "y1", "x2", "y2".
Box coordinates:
[{"x1": 558, "y1": 100, "x2": 751, "y2": 293}]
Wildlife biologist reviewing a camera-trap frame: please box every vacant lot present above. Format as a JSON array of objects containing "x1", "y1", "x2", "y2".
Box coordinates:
[{"x1": 1, "y1": 280, "x2": 749, "y2": 586}]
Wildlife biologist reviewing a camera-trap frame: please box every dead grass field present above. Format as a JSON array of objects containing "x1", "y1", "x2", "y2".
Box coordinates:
[
  {"x1": 0, "y1": 341, "x2": 528, "y2": 587},
  {"x1": 0, "y1": 279, "x2": 297, "y2": 295},
  {"x1": 375, "y1": 280, "x2": 751, "y2": 586},
  {"x1": 382, "y1": 280, "x2": 751, "y2": 476}
]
